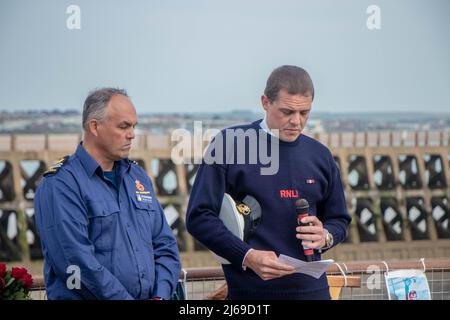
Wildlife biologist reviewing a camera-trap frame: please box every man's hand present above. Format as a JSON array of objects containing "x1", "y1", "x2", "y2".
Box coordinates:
[
  {"x1": 243, "y1": 250, "x2": 295, "y2": 281},
  {"x1": 296, "y1": 216, "x2": 326, "y2": 249}
]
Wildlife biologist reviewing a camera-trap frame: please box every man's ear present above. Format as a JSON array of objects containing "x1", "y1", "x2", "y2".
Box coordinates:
[
  {"x1": 87, "y1": 119, "x2": 100, "y2": 137},
  {"x1": 261, "y1": 95, "x2": 270, "y2": 111}
]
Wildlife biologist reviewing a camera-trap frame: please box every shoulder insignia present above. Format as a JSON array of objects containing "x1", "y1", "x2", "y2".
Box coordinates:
[
  {"x1": 43, "y1": 155, "x2": 70, "y2": 177},
  {"x1": 130, "y1": 159, "x2": 145, "y2": 168}
]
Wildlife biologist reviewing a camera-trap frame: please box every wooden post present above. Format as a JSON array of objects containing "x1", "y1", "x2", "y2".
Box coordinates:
[{"x1": 16, "y1": 205, "x2": 31, "y2": 263}]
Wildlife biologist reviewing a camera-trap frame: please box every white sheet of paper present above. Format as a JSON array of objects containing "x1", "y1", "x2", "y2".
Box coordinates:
[{"x1": 278, "y1": 254, "x2": 334, "y2": 279}]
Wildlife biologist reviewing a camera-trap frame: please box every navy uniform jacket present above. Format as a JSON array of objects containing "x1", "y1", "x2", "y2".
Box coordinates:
[{"x1": 34, "y1": 143, "x2": 181, "y2": 300}]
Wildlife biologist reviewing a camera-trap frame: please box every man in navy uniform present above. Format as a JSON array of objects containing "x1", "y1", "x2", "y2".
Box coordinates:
[
  {"x1": 186, "y1": 66, "x2": 351, "y2": 299},
  {"x1": 34, "y1": 88, "x2": 181, "y2": 299}
]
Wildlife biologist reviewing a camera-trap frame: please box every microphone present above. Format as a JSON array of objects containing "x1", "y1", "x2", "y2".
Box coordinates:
[{"x1": 295, "y1": 198, "x2": 314, "y2": 262}]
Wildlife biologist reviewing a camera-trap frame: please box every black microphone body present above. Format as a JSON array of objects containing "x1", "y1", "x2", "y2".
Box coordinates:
[{"x1": 295, "y1": 198, "x2": 314, "y2": 262}]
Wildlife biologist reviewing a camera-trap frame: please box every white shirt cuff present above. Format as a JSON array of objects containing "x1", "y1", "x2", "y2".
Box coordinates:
[{"x1": 242, "y1": 248, "x2": 254, "y2": 271}]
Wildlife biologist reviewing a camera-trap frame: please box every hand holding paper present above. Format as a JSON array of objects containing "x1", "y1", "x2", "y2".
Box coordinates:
[{"x1": 278, "y1": 254, "x2": 334, "y2": 279}]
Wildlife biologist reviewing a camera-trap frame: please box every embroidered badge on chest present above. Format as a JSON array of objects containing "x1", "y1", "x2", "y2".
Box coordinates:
[
  {"x1": 136, "y1": 194, "x2": 153, "y2": 203},
  {"x1": 135, "y1": 179, "x2": 152, "y2": 203},
  {"x1": 135, "y1": 180, "x2": 145, "y2": 192}
]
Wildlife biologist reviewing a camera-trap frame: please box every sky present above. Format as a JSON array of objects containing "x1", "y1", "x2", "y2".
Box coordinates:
[{"x1": 0, "y1": 0, "x2": 449, "y2": 114}]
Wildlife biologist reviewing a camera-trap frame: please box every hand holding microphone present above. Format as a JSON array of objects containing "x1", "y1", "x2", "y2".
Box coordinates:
[
  {"x1": 295, "y1": 199, "x2": 327, "y2": 262},
  {"x1": 295, "y1": 199, "x2": 314, "y2": 261}
]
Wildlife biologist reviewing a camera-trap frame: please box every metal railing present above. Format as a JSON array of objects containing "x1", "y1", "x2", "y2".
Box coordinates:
[
  {"x1": 28, "y1": 258, "x2": 450, "y2": 300},
  {"x1": 326, "y1": 259, "x2": 450, "y2": 300}
]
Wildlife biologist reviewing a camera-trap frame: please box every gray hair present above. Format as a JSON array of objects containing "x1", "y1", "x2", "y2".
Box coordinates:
[{"x1": 82, "y1": 87, "x2": 128, "y2": 130}]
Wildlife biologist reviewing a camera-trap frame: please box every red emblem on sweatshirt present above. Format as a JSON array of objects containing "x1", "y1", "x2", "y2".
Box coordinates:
[{"x1": 279, "y1": 189, "x2": 299, "y2": 198}]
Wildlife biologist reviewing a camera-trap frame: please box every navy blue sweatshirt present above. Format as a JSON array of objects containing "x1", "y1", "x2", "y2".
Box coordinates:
[{"x1": 186, "y1": 120, "x2": 351, "y2": 299}]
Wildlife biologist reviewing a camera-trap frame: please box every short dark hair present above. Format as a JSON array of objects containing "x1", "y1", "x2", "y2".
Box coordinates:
[
  {"x1": 82, "y1": 87, "x2": 128, "y2": 130},
  {"x1": 264, "y1": 65, "x2": 314, "y2": 102}
]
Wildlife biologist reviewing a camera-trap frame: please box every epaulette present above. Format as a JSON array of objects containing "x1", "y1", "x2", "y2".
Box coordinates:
[
  {"x1": 43, "y1": 155, "x2": 70, "y2": 177},
  {"x1": 130, "y1": 159, "x2": 139, "y2": 165}
]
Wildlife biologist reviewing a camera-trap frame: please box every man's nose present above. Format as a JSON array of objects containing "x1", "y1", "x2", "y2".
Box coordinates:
[
  {"x1": 127, "y1": 128, "x2": 135, "y2": 140},
  {"x1": 290, "y1": 112, "x2": 301, "y2": 126}
]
